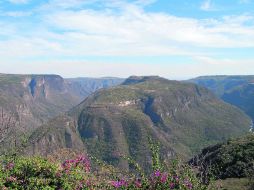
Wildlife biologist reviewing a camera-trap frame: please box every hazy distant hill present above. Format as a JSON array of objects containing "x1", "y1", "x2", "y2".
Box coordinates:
[
  {"x1": 189, "y1": 75, "x2": 254, "y2": 121},
  {"x1": 26, "y1": 76, "x2": 251, "y2": 171},
  {"x1": 66, "y1": 77, "x2": 124, "y2": 99},
  {"x1": 0, "y1": 74, "x2": 123, "y2": 153}
]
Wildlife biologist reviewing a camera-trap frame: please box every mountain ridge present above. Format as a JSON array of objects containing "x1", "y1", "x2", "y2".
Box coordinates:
[
  {"x1": 25, "y1": 76, "x2": 251, "y2": 171},
  {"x1": 0, "y1": 73, "x2": 124, "y2": 153},
  {"x1": 189, "y1": 75, "x2": 254, "y2": 123}
]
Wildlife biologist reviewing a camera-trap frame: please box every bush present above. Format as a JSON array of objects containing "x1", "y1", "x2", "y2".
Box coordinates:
[
  {"x1": 0, "y1": 155, "x2": 91, "y2": 189},
  {"x1": 0, "y1": 140, "x2": 219, "y2": 189}
]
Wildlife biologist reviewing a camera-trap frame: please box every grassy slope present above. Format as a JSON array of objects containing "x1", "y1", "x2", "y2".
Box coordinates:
[{"x1": 189, "y1": 75, "x2": 254, "y2": 121}]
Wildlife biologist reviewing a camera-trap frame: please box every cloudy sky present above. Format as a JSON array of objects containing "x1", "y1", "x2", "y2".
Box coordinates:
[{"x1": 0, "y1": 0, "x2": 253, "y2": 79}]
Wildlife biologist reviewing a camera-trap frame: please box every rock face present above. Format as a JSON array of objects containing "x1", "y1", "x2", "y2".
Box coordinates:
[
  {"x1": 26, "y1": 76, "x2": 251, "y2": 171},
  {"x1": 0, "y1": 74, "x2": 123, "y2": 153},
  {"x1": 189, "y1": 75, "x2": 254, "y2": 121},
  {"x1": 0, "y1": 74, "x2": 78, "y2": 152}
]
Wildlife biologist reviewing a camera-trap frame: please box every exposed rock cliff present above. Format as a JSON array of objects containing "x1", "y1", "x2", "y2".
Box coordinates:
[{"x1": 0, "y1": 74, "x2": 122, "y2": 153}]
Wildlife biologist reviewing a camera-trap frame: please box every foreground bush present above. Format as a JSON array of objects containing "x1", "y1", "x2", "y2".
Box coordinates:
[
  {"x1": 0, "y1": 139, "x2": 219, "y2": 189},
  {"x1": 0, "y1": 156, "x2": 217, "y2": 190}
]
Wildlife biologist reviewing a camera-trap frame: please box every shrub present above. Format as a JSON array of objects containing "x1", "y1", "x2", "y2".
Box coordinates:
[
  {"x1": 0, "y1": 155, "x2": 92, "y2": 189},
  {"x1": 0, "y1": 139, "x2": 219, "y2": 189}
]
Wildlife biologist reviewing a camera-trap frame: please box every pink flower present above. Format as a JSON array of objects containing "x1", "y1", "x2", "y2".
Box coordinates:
[
  {"x1": 111, "y1": 179, "x2": 127, "y2": 188},
  {"x1": 111, "y1": 181, "x2": 121, "y2": 188},
  {"x1": 56, "y1": 172, "x2": 62, "y2": 177},
  {"x1": 6, "y1": 162, "x2": 14, "y2": 170},
  {"x1": 86, "y1": 180, "x2": 91, "y2": 187},
  {"x1": 160, "y1": 173, "x2": 168, "y2": 183},
  {"x1": 76, "y1": 182, "x2": 83, "y2": 190},
  {"x1": 184, "y1": 179, "x2": 193, "y2": 189},
  {"x1": 6, "y1": 176, "x2": 17, "y2": 182},
  {"x1": 135, "y1": 179, "x2": 142, "y2": 188},
  {"x1": 154, "y1": 170, "x2": 161, "y2": 177},
  {"x1": 173, "y1": 175, "x2": 179, "y2": 183},
  {"x1": 61, "y1": 155, "x2": 90, "y2": 172},
  {"x1": 169, "y1": 182, "x2": 175, "y2": 189}
]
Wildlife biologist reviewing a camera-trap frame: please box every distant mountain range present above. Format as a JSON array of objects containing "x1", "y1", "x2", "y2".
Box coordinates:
[
  {"x1": 24, "y1": 76, "x2": 251, "y2": 171},
  {"x1": 66, "y1": 77, "x2": 125, "y2": 99},
  {"x1": 0, "y1": 73, "x2": 123, "y2": 153},
  {"x1": 189, "y1": 75, "x2": 254, "y2": 122},
  {"x1": 1, "y1": 73, "x2": 253, "y2": 173}
]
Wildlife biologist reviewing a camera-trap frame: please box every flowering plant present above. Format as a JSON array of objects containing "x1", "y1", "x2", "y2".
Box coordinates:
[{"x1": 0, "y1": 140, "x2": 220, "y2": 189}]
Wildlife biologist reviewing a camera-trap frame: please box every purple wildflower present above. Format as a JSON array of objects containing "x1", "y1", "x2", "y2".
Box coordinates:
[
  {"x1": 173, "y1": 175, "x2": 180, "y2": 183},
  {"x1": 154, "y1": 170, "x2": 161, "y2": 177},
  {"x1": 135, "y1": 179, "x2": 142, "y2": 188},
  {"x1": 160, "y1": 173, "x2": 168, "y2": 183},
  {"x1": 111, "y1": 181, "x2": 121, "y2": 188},
  {"x1": 184, "y1": 179, "x2": 193, "y2": 189},
  {"x1": 6, "y1": 176, "x2": 17, "y2": 182},
  {"x1": 61, "y1": 154, "x2": 90, "y2": 173},
  {"x1": 111, "y1": 179, "x2": 127, "y2": 188},
  {"x1": 169, "y1": 182, "x2": 175, "y2": 189},
  {"x1": 6, "y1": 162, "x2": 14, "y2": 170}
]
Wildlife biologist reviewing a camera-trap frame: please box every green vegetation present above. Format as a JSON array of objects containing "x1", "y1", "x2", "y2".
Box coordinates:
[
  {"x1": 190, "y1": 75, "x2": 254, "y2": 121},
  {"x1": 0, "y1": 140, "x2": 219, "y2": 190},
  {"x1": 190, "y1": 134, "x2": 254, "y2": 189},
  {"x1": 0, "y1": 74, "x2": 27, "y2": 84},
  {"x1": 0, "y1": 155, "x2": 99, "y2": 189},
  {"x1": 27, "y1": 76, "x2": 251, "y2": 171},
  {"x1": 0, "y1": 74, "x2": 122, "y2": 154},
  {"x1": 189, "y1": 75, "x2": 254, "y2": 97},
  {"x1": 217, "y1": 178, "x2": 250, "y2": 190}
]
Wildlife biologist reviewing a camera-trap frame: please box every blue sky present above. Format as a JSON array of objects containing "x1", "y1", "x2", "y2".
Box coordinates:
[{"x1": 0, "y1": 0, "x2": 253, "y2": 79}]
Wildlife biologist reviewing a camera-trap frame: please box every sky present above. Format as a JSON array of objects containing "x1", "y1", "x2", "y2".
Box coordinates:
[{"x1": 0, "y1": 0, "x2": 253, "y2": 79}]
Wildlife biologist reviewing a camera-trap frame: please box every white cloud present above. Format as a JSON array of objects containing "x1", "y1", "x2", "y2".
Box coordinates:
[
  {"x1": 1, "y1": 58, "x2": 253, "y2": 79},
  {"x1": 194, "y1": 56, "x2": 249, "y2": 65},
  {"x1": 0, "y1": 1, "x2": 254, "y2": 59},
  {"x1": 43, "y1": 8, "x2": 254, "y2": 54},
  {"x1": 192, "y1": 56, "x2": 254, "y2": 76},
  {"x1": 0, "y1": 0, "x2": 254, "y2": 77},
  {"x1": 0, "y1": 2, "x2": 253, "y2": 59}
]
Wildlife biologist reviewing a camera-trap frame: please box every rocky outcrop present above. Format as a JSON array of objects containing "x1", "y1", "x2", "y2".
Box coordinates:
[
  {"x1": 0, "y1": 74, "x2": 124, "y2": 153},
  {"x1": 0, "y1": 107, "x2": 18, "y2": 144},
  {"x1": 0, "y1": 75, "x2": 73, "y2": 151}
]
